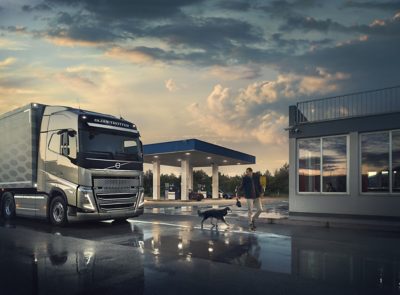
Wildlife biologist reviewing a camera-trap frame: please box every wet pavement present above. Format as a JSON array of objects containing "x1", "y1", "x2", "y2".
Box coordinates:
[
  {"x1": 144, "y1": 200, "x2": 289, "y2": 220},
  {"x1": 1, "y1": 212, "x2": 400, "y2": 295}
]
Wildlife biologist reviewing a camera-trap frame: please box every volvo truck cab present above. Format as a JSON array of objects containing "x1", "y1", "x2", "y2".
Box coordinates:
[{"x1": 0, "y1": 104, "x2": 144, "y2": 226}]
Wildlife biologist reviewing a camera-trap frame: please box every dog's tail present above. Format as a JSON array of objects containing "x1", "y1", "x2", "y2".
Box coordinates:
[{"x1": 197, "y1": 210, "x2": 204, "y2": 217}]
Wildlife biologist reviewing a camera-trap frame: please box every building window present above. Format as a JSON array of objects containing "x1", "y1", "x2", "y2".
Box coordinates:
[
  {"x1": 392, "y1": 131, "x2": 400, "y2": 192},
  {"x1": 361, "y1": 132, "x2": 389, "y2": 193},
  {"x1": 299, "y1": 139, "x2": 321, "y2": 192},
  {"x1": 322, "y1": 136, "x2": 347, "y2": 193},
  {"x1": 298, "y1": 135, "x2": 348, "y2": 193}
]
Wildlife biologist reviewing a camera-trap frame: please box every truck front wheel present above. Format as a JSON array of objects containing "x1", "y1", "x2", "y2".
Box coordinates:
[
  {"x1": 49, "y1": 196, "x2": 68, "y2": 226},
  {"x1": 2, "y1": 192, "x2": 15, "y2": 219}
]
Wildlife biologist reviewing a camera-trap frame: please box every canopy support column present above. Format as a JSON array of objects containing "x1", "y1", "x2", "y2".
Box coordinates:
[
  {"x1": 152, "y1": 160, "x2": 160, "y2": 200},
  {"x1": 181, "y1": 159, "x2": 190, "y2": 201},
  {"x1": 212, "y1": 163, "x2": 219, "y2": 199}
]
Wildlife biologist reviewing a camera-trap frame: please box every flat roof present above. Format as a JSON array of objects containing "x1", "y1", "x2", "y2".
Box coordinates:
[{"x1": 143, "y1": 138, "x2": 255, "y2": 167}]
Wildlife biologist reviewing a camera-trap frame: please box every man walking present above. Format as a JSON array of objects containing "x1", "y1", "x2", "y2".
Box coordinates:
[{"x1": 237, "y1": 167, "x2": 263, "y2": 231}]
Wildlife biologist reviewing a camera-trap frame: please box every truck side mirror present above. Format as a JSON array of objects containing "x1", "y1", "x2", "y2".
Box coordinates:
[{"x1": 60, "y1": 130, "x2": 77, "y2": 160}]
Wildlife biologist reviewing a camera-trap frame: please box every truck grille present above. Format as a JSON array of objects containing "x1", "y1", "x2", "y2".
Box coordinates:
[
  {"x1": 99, "y1": 203, "x2": 135, "y2": 211},
  {"x1": 93, "y1": 177, "x2": 139, "y2": 211},
  {"x1": 96, "y1": 193, "x2": 136, "y2": 200}
]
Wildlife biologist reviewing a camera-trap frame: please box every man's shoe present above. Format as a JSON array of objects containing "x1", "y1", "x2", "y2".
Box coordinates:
[{"x1": 249, "y1": 223, "x2": 256, "y2": 231}]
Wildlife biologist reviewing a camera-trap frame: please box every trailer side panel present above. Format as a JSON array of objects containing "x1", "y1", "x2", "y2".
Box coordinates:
[{"x1": 0, "y1": 104, "x2": 45, "y2": 189}]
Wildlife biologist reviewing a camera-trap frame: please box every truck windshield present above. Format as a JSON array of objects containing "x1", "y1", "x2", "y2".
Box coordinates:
[{"x1": 79, "y1": 129, "x2": 141, "y2": 161}]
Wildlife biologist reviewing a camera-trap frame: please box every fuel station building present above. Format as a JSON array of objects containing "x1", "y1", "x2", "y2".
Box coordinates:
[
  {"x1": 143, "y1": 139, "x2": 255, "y2": 200},
  {"x1": 288, "y1": 85, "x2": 400, "y2": 222}
]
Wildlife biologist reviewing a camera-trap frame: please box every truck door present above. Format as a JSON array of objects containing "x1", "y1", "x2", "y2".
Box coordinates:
[{"x1": 46, "y1": 131, "x2": 61, "y2": 179}]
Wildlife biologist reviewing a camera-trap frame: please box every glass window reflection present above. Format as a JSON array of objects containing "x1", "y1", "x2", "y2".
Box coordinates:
[
  {"x1": 361, "y1": 132, "x2": 390, "y2": 192},
  {"x1": 299, "y1": 139, "x2": 321, "y2": 192},
  {"x1": 322, "y1": 137, "x2": 347, "y2": 193},
  {"x1": 392, "y1": 131, "x2": 400, "y2": 192}
]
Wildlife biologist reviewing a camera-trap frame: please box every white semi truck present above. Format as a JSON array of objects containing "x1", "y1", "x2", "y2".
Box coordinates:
[{"x1": 0, "y1": 103, "x2": 144, "y2": 225}]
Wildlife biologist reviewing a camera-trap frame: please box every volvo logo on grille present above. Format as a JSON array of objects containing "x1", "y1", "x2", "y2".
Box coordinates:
[{"x1": 115, "y1": 162, "x2": 121, "y2": 169}]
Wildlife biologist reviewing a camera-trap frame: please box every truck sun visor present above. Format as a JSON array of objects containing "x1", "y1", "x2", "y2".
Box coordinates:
[{"x1": 82, "y1": 115, "x2": 138, "y2": 134}]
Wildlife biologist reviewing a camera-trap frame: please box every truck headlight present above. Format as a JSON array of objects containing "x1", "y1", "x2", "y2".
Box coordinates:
[{"x1": 78, "y1": 187, "x2": 96, "y2": 212}]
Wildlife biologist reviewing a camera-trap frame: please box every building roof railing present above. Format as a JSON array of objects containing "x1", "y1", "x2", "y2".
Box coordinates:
[{"x1": 295, "y1": 85, "x2": 400, "y2": 124}]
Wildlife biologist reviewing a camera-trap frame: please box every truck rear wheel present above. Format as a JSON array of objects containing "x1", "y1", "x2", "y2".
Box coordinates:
[
  {"x1": 49, "y1": 196, "x2": 68, "y2": 226},
  {"x1": 2, "y1": 192, "x2": 15, "y2": 219}
]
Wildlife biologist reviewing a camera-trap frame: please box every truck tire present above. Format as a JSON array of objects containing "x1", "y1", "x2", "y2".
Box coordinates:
[
  {"x1": 2, "y1": 192, "x2": 15, "y2": 219},
  {"x1": 49, "y1": 196, "x2": 68, "y2": 226}
]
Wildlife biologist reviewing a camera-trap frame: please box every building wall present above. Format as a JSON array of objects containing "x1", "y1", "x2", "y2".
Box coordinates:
[{"x1": 289, "y1": 112, "x2": 400, "y2": 220}]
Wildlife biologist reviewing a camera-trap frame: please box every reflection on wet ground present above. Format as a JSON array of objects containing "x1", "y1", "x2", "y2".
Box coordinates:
[
  {"x1": 1, "y1": 214, "x2": 400, "y2": 294},
  {"x1": 0, "y1": 222, "x2": 144, "y2": 295},
  {"x1": 144, "y1": 225, "x2": 291, "y2": 273},
  {"x1": 145, "y1": 201, "x2": 289, "y2": 219}
]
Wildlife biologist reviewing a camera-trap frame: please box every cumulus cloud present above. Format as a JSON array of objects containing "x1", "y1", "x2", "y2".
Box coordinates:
[
  {"x1": 188, "y1": 92, "x2": 288, "y2": 145},
  {"x1": 165, "y1": 79, "x2": 179, "y2": 92},
  {"x1": 240, "y1": 69, "x2": 349, "y2": 104},
  {"x1": 188, "y1": 68, "x2": 349, "y2": 145}
]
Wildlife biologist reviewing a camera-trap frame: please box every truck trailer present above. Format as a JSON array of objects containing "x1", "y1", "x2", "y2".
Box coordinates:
[{"x1": 0, "y1": 103, "x2": 144, "y2": 225}]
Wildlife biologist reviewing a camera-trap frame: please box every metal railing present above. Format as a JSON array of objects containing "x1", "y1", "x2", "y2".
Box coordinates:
[{"x1": 296, "y1": 85, "x2": 400, "y2": 124}]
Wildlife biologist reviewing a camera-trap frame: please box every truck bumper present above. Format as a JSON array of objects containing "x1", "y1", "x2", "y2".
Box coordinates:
[{"x1": 67, "y1": 207, "x2": 144, "y2": 222}]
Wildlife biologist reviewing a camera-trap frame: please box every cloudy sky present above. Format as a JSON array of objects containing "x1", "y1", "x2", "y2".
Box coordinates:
[{"x1": 1, "y1": 0, "x2": 399, "y2": 175}]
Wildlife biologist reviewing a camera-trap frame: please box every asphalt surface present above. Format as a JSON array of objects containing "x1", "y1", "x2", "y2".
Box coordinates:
[{"x1": 1, "y1": 208, "x2": 400, "y2": 295}]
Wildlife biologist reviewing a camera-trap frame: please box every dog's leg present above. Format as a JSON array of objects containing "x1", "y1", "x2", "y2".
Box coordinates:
[
  {"x1": 221, "y1": 217, "x2": 230, "y2": 227},
  {"x1": 201, "y1": 217, "x2": 206, "y2": 229},
  {"x1": 210, "y1": 218, "x2": 216, "y2": 228}
]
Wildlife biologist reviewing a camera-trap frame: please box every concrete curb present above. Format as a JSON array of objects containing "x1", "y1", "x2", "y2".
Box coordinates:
[{"x1": 244, "y1": 216, "x2": 400, "y2": 232}]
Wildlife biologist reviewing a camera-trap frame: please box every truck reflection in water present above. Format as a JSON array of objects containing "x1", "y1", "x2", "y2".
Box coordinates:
[
  {"x1": 30, "y1": 241, "x2": 144, "y2": 295},
  {"x1": 0, "y1": 222, "x2": 145, "y2": 295}
]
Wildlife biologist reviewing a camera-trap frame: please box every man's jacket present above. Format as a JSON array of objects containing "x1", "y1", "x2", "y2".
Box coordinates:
[{"x1": 238, "y1": 174, "x2": 262, "y2": 199}]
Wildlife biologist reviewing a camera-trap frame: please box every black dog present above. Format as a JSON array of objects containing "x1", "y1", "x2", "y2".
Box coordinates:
[{"x1": 198, "y1": 207, "x2": 231, "y2": 229}]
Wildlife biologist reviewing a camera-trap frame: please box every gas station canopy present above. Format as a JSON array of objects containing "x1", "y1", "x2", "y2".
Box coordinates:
[
  {"x1": 143, "y1": 139, "x2": 255, "y2": 200},
  {"x1": 143, "y1": 138, "x2": 255, "y2": 167}
]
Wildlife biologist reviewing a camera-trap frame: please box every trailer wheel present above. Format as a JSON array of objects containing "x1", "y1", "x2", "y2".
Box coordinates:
[
  {"x1": 2, "y1": 192, "x2": 15, "y2": 219},
  {"x1": 49, "y1": 196, "x2": 68, "y2": 226}
]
